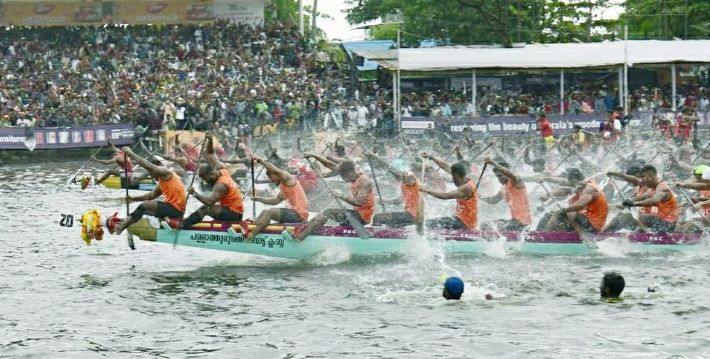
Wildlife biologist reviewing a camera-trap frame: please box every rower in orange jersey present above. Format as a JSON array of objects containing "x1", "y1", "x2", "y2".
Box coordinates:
[
  {"x1": 603, "y1": 164, "x2": 652, "y2": 232},
  {"x1": 113, "y1": 146, "x2": 186, "y2": 235},
  {"x1": 247, "y1": 155, "x2": 310, "y2": 240},
  {"x1": 293, "y1": 159, "x2": 375, "y2": 241},
  {"x1": 539, "y1": 168, "x2": 608, "y2": 233},
  {"x1": 180, "y1": 134, "x2": 244, "y2": 228},
  {"x1": 479, "y1": 157, "x2": 531, "y2": 231},
  {"x1": 610, "y1": 165, "x2": 679, "y2": 233},
  {"x1": 363, "y1": 151, "x2": 424, "y2": 229},
  {"x1": 419, "y1": 153, "x2": 478, "y2": 230},
  {"x1": 91, "y1": 140, "x2": 137, "y2": 186},
  {"x1": 675, "y1": 165, "x2": 710, "y2": 232}
]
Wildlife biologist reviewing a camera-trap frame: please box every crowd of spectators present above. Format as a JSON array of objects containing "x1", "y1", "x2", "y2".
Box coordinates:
[
  {"x1": 1, "y1": 21, "x2": 708, "y2": 133},
  {"x1": 0, "y1": 20, "x2": 400, "y2": 136},
  {"x1": 395, "y1": 81, "x2": 709, "y2": 121}
]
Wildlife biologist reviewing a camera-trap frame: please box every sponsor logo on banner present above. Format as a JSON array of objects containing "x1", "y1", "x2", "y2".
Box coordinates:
[
  {"x1": 59, "y1": 131, "x2": 70, "y2": 144},
  {"x1": 96, "y1": 130, "x2": 106, "y2": 142},
  {"x1": 72, "y1": 130, "x2": 82, "y2": 143},
  {"x1": 187, "y1": 5, "x2": 215, "y2": 21},
  {"x1": 35, "y1": 132, "x2": 45, "y2": 145},
  {"x1": 146, "y1": 3, "x2": 168, "y2": 13},
  {"x1": 34, "y1": 4, "x2": 55, "y2": 14},
  {"x1": 402, "y1": 120, "x2": 435, "y2": 129},
  {"x1": 84, "y1": 129, "x2": 94, "y2": 143},
  {"x1": 47, "y1": 132, "x2": 57, "y2": 144},
  {"x1": 110, "y1": 128, "x2": 134, "y2": 141}
]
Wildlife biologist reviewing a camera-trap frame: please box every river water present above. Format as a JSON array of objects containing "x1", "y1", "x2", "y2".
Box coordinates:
[{"x1": 1, "y1": 161, "x2": 710, "y2": 358}]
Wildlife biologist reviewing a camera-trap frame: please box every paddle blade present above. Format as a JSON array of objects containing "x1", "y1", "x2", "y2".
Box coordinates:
[
  {"x1": 345, "y1": 212, "x2": 371, "y2": 239},
  {"x1": 127, "y1": 234, "x2": 135, "y2": 250}
]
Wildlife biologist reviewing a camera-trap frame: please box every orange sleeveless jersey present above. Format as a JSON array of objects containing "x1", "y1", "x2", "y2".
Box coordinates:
[
  {"x1": 217, "y1": 169, "x2": 244, "y2": 214},
  {"x1": 568, "y1": 180, "x2": 608, "y2": 231},
  {"x1": 351, "y1": 173, "x2": 375, "y2": 223},
  {"x1": 504, "y1": 180, "x2": 531, "y2": 225},
  {"x1": 159, "y1": 171, "x2": 187, "y2": 212},
  {"x1": 455, "y1": 180, "x2": 478, "y2": 229},
  {"x1": 649, "y1": 182, "x2": 679, "y2": 223},
  {"x1": 279, "y1": 180, "x2": 309, "y2": 221},
  {"x1": 401, "y1": 177, "x2": 421, "y2": 218},
  {"x1": 636, "y1": 186, "x2": 652, "y2": 214}
]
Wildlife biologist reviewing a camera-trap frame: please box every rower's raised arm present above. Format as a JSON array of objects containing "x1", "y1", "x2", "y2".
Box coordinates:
[
  {"x1": 607, "y1": 172, "x2": 642, "y2": 186},
  {"x1": 303, "y1": 152, "x2": 339, "y2": 170},
  {"x1": 422, "y1": 152, "x2": 451, "y2": 175},
  {"x1": 122, "y1": 147, "x2": 171, "y2": 179},
  {"x1": 253, "y1": 155, "x2": 294, "y2": 185},
  {"x1": 204, "y1": 134, "x2": 224, "y2": 170}
]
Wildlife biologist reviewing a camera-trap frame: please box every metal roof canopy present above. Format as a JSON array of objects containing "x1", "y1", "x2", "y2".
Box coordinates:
[{"x1": 386, "y1": 40, "x2": 710, "y2": 71}]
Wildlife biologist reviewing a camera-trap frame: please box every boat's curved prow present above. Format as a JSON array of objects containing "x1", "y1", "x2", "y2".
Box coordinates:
[{"x1": 127, "y1": 219, "x2": 157, "y2": 241}]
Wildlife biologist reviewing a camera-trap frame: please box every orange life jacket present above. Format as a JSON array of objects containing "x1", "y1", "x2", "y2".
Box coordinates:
[
  {"x1": 159, "y1": 171, "x2": 186, "y2": 212},
  {"x1": 568, "y1": 180, "x2": 608, "y2": 231},
  {"x1": 279, "y1": 180, "x2": 309, "y2": 221},
  {"x1": 401, "y1": 177, "x2": 421, "y2": 218},
  {"x1": 455, "y1": 180, "x2": 478, "y2": 229},
  {"x1": 504, "y1": 179, "x2": 531, "y2": 225},
  {"x1": 216, "y1": 168, "x2": 243, "y2": 214},
  {"x1": 648, "y1": 182, "x2": 679, "y2": 223},
  {"x1": 702, "y1": 190, "x2": 710, "y2": 217},
  {"x1": 351, "y1": 173, "x2": 375, "y2": 223}
]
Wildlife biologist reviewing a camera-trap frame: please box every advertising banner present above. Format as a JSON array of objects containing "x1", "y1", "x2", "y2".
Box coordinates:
[
  {"x1": 113, "y1": 0, "x2": 215, "y2": 25},
  {"x1": 0, "y1": 124, "x2": 134, "y2": 151},
  {"x1": 2, "y1": 1, "x2": 105, "y2": 26},
  {"x1": 401, "y1": 112, "x2": 659, "y2": 138},
  {"x1": 213, "y1": 0, "x2": 263, "y2": 25}
]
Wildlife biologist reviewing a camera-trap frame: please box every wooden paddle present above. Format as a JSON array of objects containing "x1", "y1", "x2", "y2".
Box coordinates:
[
  {"x1": 608, "y1": 177, "x2": 649, "y2": 232},
  {"x1": 539, "y1": 182, "x2": 598, "y2": 250},
  {"x1": 251, "y1": 158, "x2": 257, "y2": 218},
  {"x1": 123, "y1": 152, "x2": 135, "y2": 250},
  {"x1": 366, "y1": 156, "x2": 387, "y2": 212},
  {"x1": 677, "y1": 187, "x2": 710, "y2": 226},
  {"x1": 67, "y1": 144, "x2": 105, "y2": 186},
  {"x1": 172, "y1": 137, "x2": 208, "y2": 248},
  {"x1": 476, "y1": 163, "x2": 488, "y2": 190},
  {"x1": 305, "y1": 158, "x2": 371, "y2": 239}
]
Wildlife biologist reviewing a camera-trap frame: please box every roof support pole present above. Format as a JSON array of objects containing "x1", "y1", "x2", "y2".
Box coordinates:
[
  {"x1": 472, "y1": 69, "x2": 477, "y2": 116},
  {"x1": 559, "y1": 69, "x2": 565, "y2": 116},
  {"x1": 623, "y1": 24, "x2": 629, "y2": 115},
  {"x1": 396, "y1": 29, "x2": 401, "y2": 130},
  {"x1": 671, "y1": 63, "x2": 677, "y2": 112},
  {"x1": 618, "y1": 67, "x2": 623, "y2": 112}
]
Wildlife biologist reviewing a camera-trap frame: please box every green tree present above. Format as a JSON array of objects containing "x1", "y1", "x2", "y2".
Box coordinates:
[
  {"x1": 620, "y1": 0, "x2": 710, "y2": 39},
  {"x1": 346, "y1": 0, "x2": 617, "y2": 47}
]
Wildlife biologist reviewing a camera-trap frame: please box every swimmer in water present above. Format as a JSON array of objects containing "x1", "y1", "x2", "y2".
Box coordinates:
[
  {"x1": 600, "y1": 272, "x2": 625, "y2": 301},
  {"x1": 443, "y1": 277, "x2": 464, "y2": 300}
]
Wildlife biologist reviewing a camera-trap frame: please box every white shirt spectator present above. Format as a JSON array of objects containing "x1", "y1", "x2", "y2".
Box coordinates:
[{"x1": 356, "y1": 105, "x2": 369, "y2": 128}]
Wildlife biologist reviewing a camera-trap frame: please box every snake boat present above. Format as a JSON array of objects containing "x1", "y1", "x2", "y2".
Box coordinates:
[
  {"x1": 124, "y1": 219, "x2": 705, "y2": 258},
  {"x1": 101, "y1": 175, "x2": 156, "y2": 191}
]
